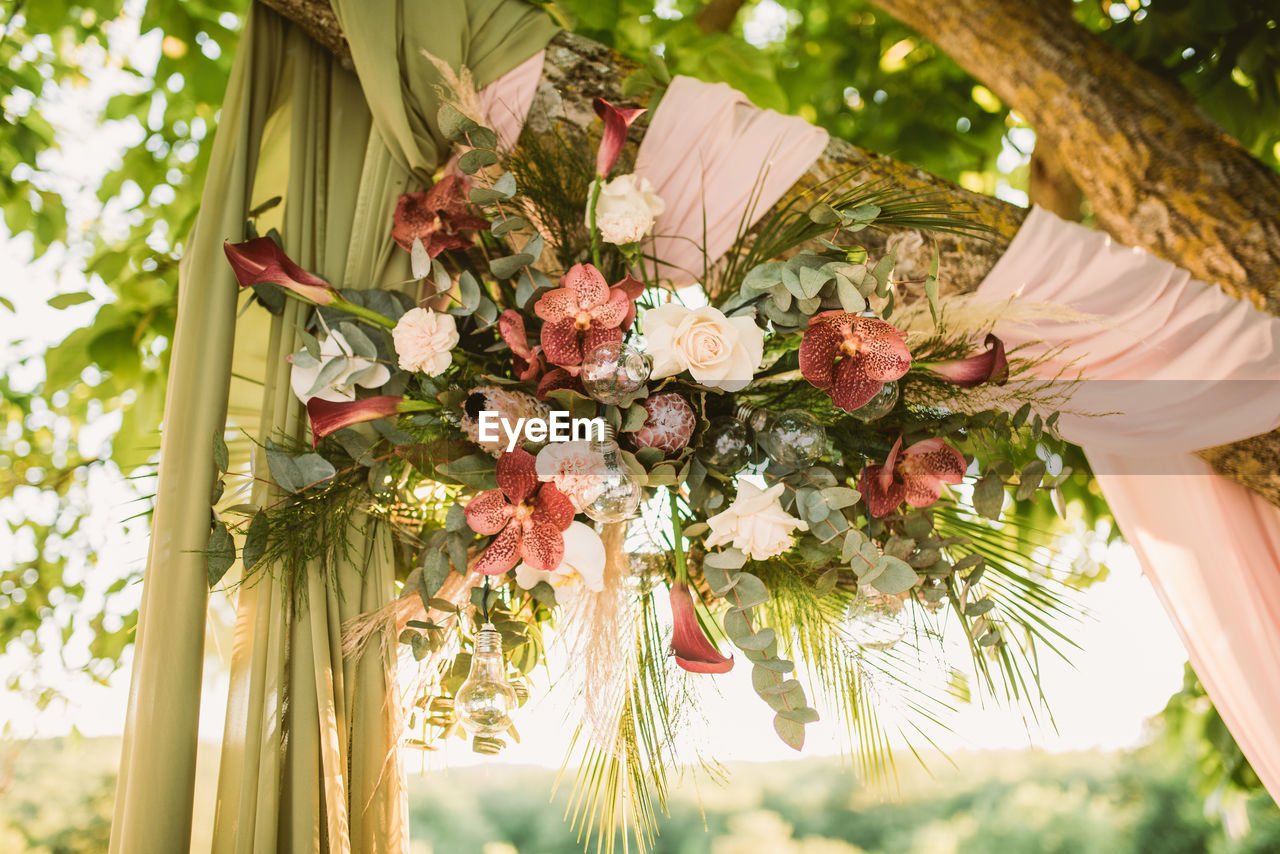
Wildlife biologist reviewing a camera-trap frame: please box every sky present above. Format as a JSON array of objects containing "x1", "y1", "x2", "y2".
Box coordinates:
[{"x1": 0, "y1": 0, "x2": 1191, "y2": 778}]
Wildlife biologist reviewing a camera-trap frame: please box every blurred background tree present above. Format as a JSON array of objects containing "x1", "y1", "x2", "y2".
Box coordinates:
[{"x1": 2, "y1": 0, "x2": 1277, "y2": 823}]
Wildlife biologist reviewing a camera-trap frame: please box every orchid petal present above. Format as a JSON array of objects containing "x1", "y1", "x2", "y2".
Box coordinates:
[
  {"x1": 533, "y1": 287, "x2": 580, "y2": 323},
  {"x1": 498, "y1": 309, "x2": 535, "y2": 360},
  {"x1": 540, "y1": 317, "x2": 585, "y2": 367},
  {"x1": 830, "y1": 356, "x2": 885, "y2": 412},
  {"x1": 798, "y1": 320, "x2": 840, "y2": 390},
  {"x1": 852, "y1": 317, "x2": 912, "y2": 381},
  {"x1": 861, "y1": 465, "x2": 907, "y2": 517},
  {"x1": 562, "y1": 263, "x2": 610, "y2": 310},
  {"x1": 496, "y1": 448, "x2": 539, "y2": 503},
  {"x1": 531, "y1": 483, "x2": 575, "y2": 531},
  {"x1": 464, "y1": 490, "x2": 511, "y2": 535},
  {"x1": 520, "y1": 521, "x2": 566, "y2": 573},
  {"x1": 474, "y1": 523, "x2": 523, "y2": 575}
]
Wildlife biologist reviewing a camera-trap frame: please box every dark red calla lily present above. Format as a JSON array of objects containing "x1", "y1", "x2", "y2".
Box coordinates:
[
  {"x1": 306, "y1": 395, "x2": 407, "y2": 446},
  {"x1": 861, "y1": 437, "x2": 967, "y2": 517},
  {"x1": 534, "y1": 263, "x2": 635, "y2": 367},
  {"x1": 464, "y1": 449, "x2": 575, "y2": 575},
  {"x1": 926, "y1": 333, "x2": 1009, "y2": 387},
  {"x1": 224, "y1": 238, "x2": 337, "y2": 305},
  {"x1": 498, "y1": 309, "x2": 545, "y2": 382},
  {"x1": 391, "y1": 175, "x2": 489, "y2": 259},
  {"x1": 799, "y1": 311, "x2": 911, "y2": 412},
  {"x1": 669, "y1": 582, "x2": 734, "y2": 674},
  {"x1": 593, "y1": 98, "x2": 646, "y2": 177}
]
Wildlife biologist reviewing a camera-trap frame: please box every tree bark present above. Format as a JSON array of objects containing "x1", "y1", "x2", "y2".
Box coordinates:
[
  {"x1": 868, "y1": 0, "x2": 1280, "y2": 508},
  {"x1": 254, "y1": 0, "x2": 1280, "y2": 507}
]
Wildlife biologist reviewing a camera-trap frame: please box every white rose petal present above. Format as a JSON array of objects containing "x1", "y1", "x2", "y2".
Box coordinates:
[
  {"x1": 641, "y1": 303, "x2": 764, "y2": 391},
  {"x1": 514, "y1": 521, "x2": 607, "y2": 606},
  {"x1": 705, "y1": 482, "x2": 808, "y2": 561},
  {"x1": 392, "y1": 307, "x2": 459, "y2": 376},
  {"x1": 590, "y1": 173, "x2": 666, "y2": 246},
  {"x1": 289, "y1": 328, "x2": 391, "y2": 404}
]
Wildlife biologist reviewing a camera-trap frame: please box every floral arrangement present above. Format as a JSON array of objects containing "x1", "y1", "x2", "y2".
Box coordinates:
[{"x1": 210, "y1": 76, "x2": 1080, "y2": 851}]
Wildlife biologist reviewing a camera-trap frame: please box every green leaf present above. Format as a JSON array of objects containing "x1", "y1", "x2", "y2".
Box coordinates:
[
  {"x1": 445, "y1": 502, "x2": 468, "y2": 532},
  {"x1": 725, "y1": 573, "x2": 770, "y2": 610},
  {"x1": 870, "y1": 555, "x2": 917, "y2": 595},
  {"x1": 212, "y1": 431, "x2": 229, "y2": 474},
  {"x1": 733, "y1": 628, "x2": 776, "y2": 651},
  {"x1": 808, "y1": 203, "x2": 841, "y2": 225},
  {"x1": 1016, "y1": 459, "x2": 1046, "y2": 501},
  {"x1": 490, "y1": 253, "x2": 535, "y2": 279},
  {"x1": 973, "y1": 471, "x2": 1005, "y2": 520},
  {"x1": 292, "y1": 453, "x2": 337, "y2": 488},
  {"x1": 242, "y1": 511, "x2": 269, "y2": 572},
  {"x1": 422, "y1": 548, "x2": 450, "y2": 597},
  {"x1": 207, "y1": 522, "x2": 235, "y2": 588},
  {"x1": 491, "y1": 216, "x2": 528, "y2": 238},
  {"x1": 965, "y1": 597, "x2": 995, "y2": 618},
  {"x1": 470, "y1": 172, "x2": 516, "y2": 203},
  {"x1": 814, "y1": 568, "x2": 839, "y2": 597},
  {"x1": 822, "y1": 486, "x2": 859, "y2": 509},
  {"x1": 773, "y1": 714, "x2": 805, "y2": 751},
  {"x1": 48, "y1": 291, "x2": 94, "y2": 309},
  {"x1": 458, "y1": 148, "x2": 499, "y2": 174},
  {"x1": 439, "y1": 454, "x2": 498, "y2": 491}
]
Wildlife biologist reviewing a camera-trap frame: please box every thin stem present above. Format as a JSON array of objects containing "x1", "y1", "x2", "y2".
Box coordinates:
[
  {"x1": 328, "y1": 295, "x2": 397, "y2": 329},
  {"x1": 669, "y1": 487, "x2": 687, "y2": 584},
  {"x1": 587, "y1": 178, "x2": 603, "y2": 269}
]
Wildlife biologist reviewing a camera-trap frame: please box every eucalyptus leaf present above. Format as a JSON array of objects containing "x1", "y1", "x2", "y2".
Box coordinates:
[
  {"x1": 207, "y1": 522, "x2": 235, "y2": 587},
  {"x1": 870, "y1": 555, "x2": 917, "y2": 594}
]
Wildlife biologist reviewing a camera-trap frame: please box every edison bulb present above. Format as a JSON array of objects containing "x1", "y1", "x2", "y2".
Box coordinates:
[
  {"x1": 850, "y1": 380, "x2": 899, "y2": 422},
  {"x1": 737, "y1": 404, "x2": 826, "y2": 467},
  {"x1": 696, "y1": 416, "x2": 752, "y2": 473},
  {"x1": 456, "y1": 623, "x2": 519, "y2": 736},
  {"x1": 581, "y1": 340, "x2": 651, "y2": 404},
  {"x1": 844, "y1": 590, "x2": 907, "y2": 651},
  {"x1": 582, "y1": 434, "x2": 642, "y2": 523}
]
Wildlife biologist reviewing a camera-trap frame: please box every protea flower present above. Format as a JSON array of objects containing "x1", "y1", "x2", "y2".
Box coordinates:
[
  {"x1": 923, "y1": 333, "x2": 1008, "y2": 387},
  {"x1": 391, "y1": 176, "x2": 488, "y2": 260},
  {"x1": 464, "y1": 449, "x2": 575, "y2": 575},
  {"x1": 861, "y1": 437, "x2": 967, "y2": 517},
  {"x1": 459, "y1": 385, "x2": 551, "y2": 456},
  {"x1": 669, "y1": 582, "x2": 733, "y2": 674},
  {"x1": 593, "y1": 98, "x2": 646, "y2": 177},
  {"x1": 534, "y1": 264, "x2": 637, "y2": 368},
  {"x1": 223, "y1": 238, "x2": 338, "y2": 305},
  {"x1": 799, "y1": 311, "x2": 911, "y2": 412},
  {"x1": 628, "y1": 392, "x2": 696, "y2": 454}
]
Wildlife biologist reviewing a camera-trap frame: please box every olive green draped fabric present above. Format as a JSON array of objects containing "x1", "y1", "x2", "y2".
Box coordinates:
[{"x1": 109, "y1": 3, "x2": 556, "y2": 851}]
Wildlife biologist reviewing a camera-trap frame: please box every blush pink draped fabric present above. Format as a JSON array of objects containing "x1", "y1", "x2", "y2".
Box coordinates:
[
  {"x1": 634, "y1": 76, "x2": 830, "y2": 285},
  {"x1": 479, "y1": 50, "x2": 544, "y2": 151},
  {"x1": 977, "y1": 206, "x2": 1280, "y2": 798}
]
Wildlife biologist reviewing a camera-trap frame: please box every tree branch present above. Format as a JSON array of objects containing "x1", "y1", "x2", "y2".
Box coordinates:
[{"x1": 251, "y1": 0, "x2": 1280, "y2": 508}]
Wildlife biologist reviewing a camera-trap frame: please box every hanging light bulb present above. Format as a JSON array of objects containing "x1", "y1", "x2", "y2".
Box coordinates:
[
  {"x1": 736, "y1": 403, "x2": 827, "y2": 467},
  {"x1": 581, "y1": 339, "x2": 652, "y2": 405},
  {"x1": 850, "y1": 379, "x2": 899, "y2": 422},
  {"x1": 455, "y1": 623, "x2": 519, "y2": 736},
  {"x1": 844, "y1": 589, "x2": 907, "y2": 651},
  {"x1": 583, "y1": 427, "x2": 643, "y2": 523},
  {"x1": 695, "y1": 415, "x2": 753, "y2": 473}
]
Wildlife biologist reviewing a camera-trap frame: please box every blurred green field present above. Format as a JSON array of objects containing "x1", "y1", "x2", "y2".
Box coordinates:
[{"x1": 4, "y1": 738, "x2": 1280, "y2": 853}]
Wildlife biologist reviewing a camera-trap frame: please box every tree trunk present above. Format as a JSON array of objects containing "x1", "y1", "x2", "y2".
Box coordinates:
[{"x1": 254, "y1": 0, "x2": 1280, "y2": 508}]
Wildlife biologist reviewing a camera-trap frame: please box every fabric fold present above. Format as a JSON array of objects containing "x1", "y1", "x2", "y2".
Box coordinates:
[
  {"x1": 977, "y1": 205, "x2": 1280, "y2": 799},
  {"x1": 635, "y1": 76, "x2": 829, "y2": 286}
]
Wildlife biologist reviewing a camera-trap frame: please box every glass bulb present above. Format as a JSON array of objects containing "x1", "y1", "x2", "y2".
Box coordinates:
[
  {"x1": 844, "y1": 589, "x2": 907, "y2": 651},
  {"x1": 850, "y1": 379, "x2": 899, "y2": 422},
  {"x1": 738, "y1": 404, "x2": 826, "y2": 467},
  {"x1": 695, "y1": 416, "x2": 752, "y2": 473},
  {"x1": 456, "y1": 623, "x2": 519, "y2": 736},
  {"x1": 582, "y1": 434, "x2": 642, "y2": 523},
  {"x1": 581, "y1": 340, "x2": 651, "y2": 405}
]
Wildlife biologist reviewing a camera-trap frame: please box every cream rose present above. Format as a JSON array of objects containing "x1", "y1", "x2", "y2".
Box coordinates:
[
  {"x1": 289, "y1": 328, "x2": 390, "y2": 403},
  {"x1": 642, "y1": 304, "x2": 764, "y2": 391},
  {"x1": 590, "y1": 173, "x2": 665, "y2": 246},
  {"x1": 705, "y1": 481, "x2": 808, "y2": 561},
  {"x1": 514, "y1": 521, "x2": 607, "y2": 606},
  {"x1": 392, "y1": 307, "x2": 458, "y2": 376}
]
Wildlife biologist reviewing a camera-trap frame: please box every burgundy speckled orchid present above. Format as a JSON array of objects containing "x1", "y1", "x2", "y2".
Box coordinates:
[
  {"x1": 224, "y1": 238, "x2": 338, "y2": 305},
  {"x1": 498, "y1": 309, "x2": 545, "y2": 382},
  {"x1": 925, "y1": 333, "x2": 1009, "y2": 387},
  {"x1": 594, "y1": 98, "x2": 646, "y2": 177},
  {"x1": 669, "y1": 582, "x2": 734, "y2": 674},
  {"x1": 861, "y1": 437, "x2": 967, "y2": 517},
  {"x1": 391, "y1": 176, "x2": 489, "y2": 259},
  {"x1": 306, "y1": 395, "x2": 426, "y2": 447},
  {"x1": 534, "y1": 264, "x2": 638, "y2": 368},
  {"x1": 799, "y1": 311, "x2": 911, "y2": 412},
  {"x1": 465, "y1": 449, "x2": 575, "y2": 575}
]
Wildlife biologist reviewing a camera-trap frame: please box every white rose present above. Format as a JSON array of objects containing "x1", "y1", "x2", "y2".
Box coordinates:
[
  {"x1": 289, "y1": 328, "x2": 391, "y2": 403},
  {"x1": 514, "y1": 521, "x2": 607, "y2": 606},
  {"x1": 705, "y1": 481, "x2": 807, "y2": 561},
  {"x1": 590, "y1": 173, "x2": 665, "y2": 246},
  {"x1": 392, "y1": 307, "x2": 458, "y2": 376},
  {"x1": 642, "y1": 304, "x2": 764, "y2": 391}
]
